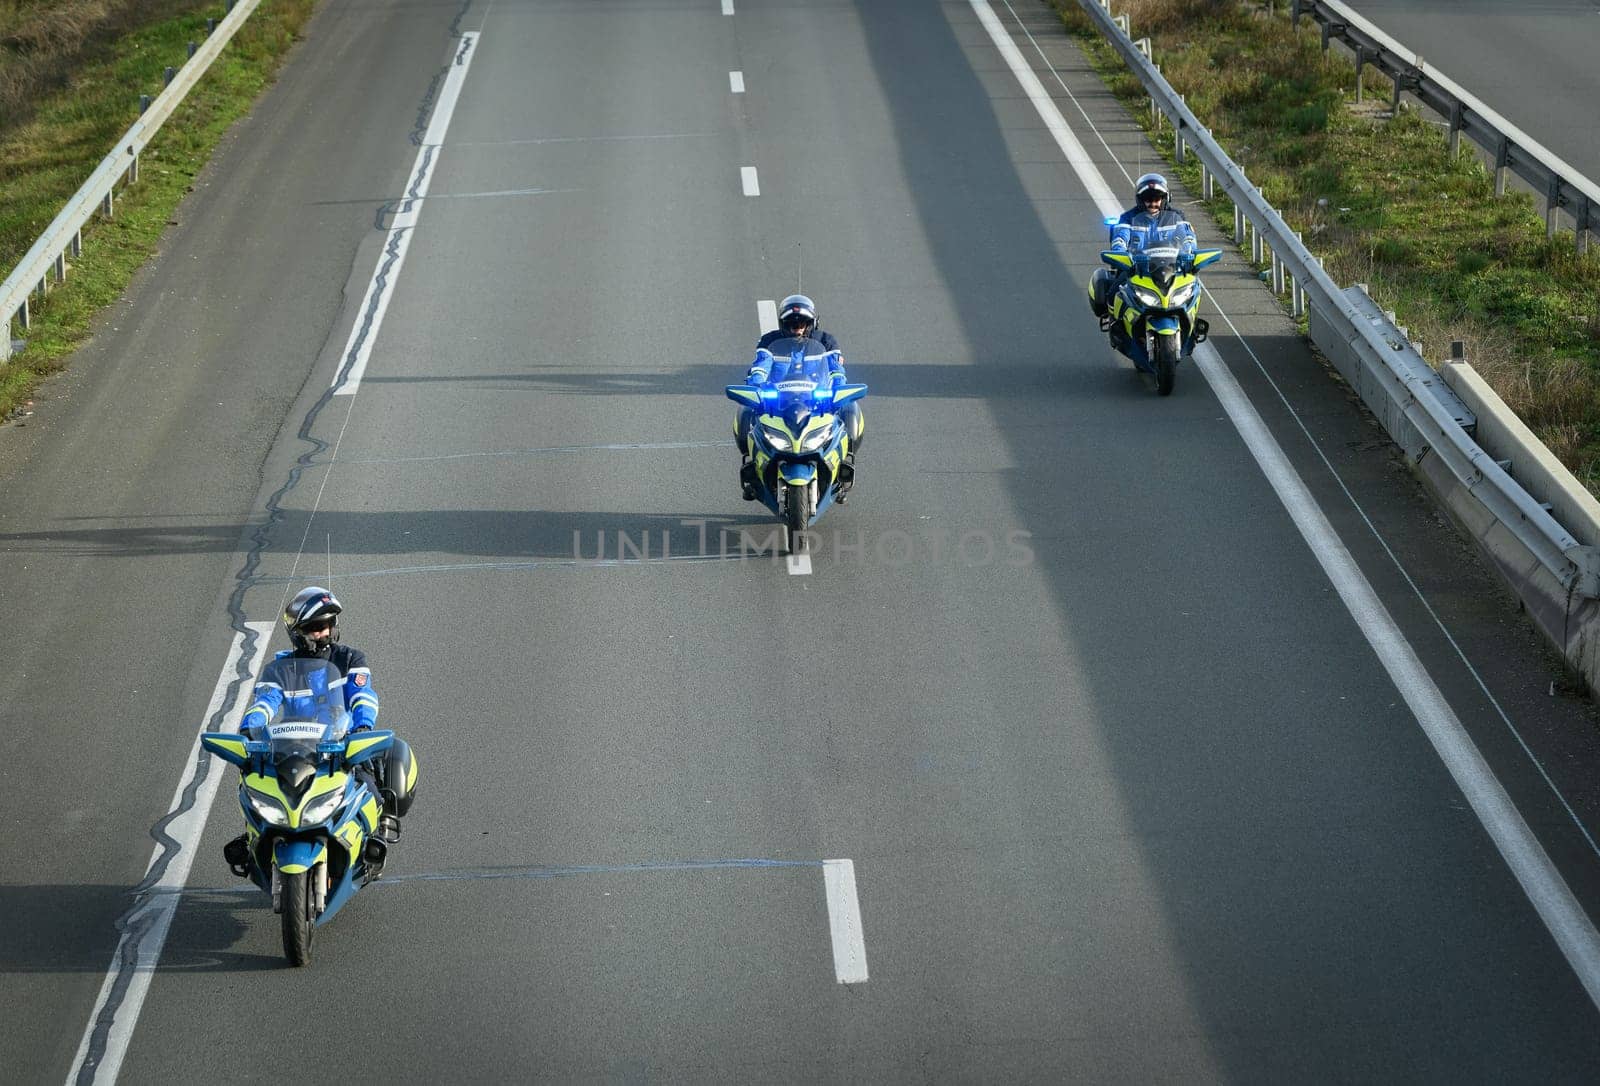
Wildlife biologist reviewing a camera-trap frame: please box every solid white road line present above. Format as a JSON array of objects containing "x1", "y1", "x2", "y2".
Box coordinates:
[
  {"x1": 970, "y1": 0, "x2": 1600, "y2": 1013},
  {"x1": 722, "y1": 0, "x2": 735, "y2": 13},
  {"x1": 741, "y1": 166, "x2": 760, "y2": 197},
  {"x1": 730, "y1": 70, "x2": 745, "y2": 94},
  {"x1": 757, "y1": 299, "x2": 778, "y2": 333},
  {"x1": 332, "y1": 33, "x2": 480, "y2": 396},
  {"x1": 66, "y1": 623, "x2": 274, "y2": 1085},
  {"x1": 823, "y1": 859, "x2": 868, "y2": 983}
]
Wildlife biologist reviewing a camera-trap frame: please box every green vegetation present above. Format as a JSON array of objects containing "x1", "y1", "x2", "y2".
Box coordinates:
[
  {"x1": 1053, "y1": 0, "x2": 1600, "y2": 488},
  {"x1": 0, "y1": 0, "x2": 316, "y2": 420}
]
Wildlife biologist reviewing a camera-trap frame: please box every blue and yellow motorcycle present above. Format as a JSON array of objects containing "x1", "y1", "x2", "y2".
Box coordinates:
[
  {"x1": 1097, "y1": 242, "x2": 1222, "y2": 395},
  {"x1": 727, "y1": 340, "x2": 867, "y2": 555},
  {"x1": 201, "y1": 657, "x2": 417, "y2": 966}
]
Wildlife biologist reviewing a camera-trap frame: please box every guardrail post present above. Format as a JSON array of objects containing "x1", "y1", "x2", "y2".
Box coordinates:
[
  {"x1": 1272, "y1": 248, "x2": 1284, "y2": 294},
  {"x1": 1114, "y1": 13, "x2": 1129, "y2": 34},
  {"x1": 188, "y1": 41, "x2": 197, "y2": 59},
  {"x1": 1448, "y1": 100, "x2": 1464, "y2": 159},
  {"x1": 71, "y1": 230, "x2": 82, "y2": 258},
  {"x1": 128, "y1": 151, "x2": 139, "y2": 185},
  {"x1": 1578, "y1": 197, "x2": 1593, "y2": 255},
  {"x1": 164, "y1": 66, "x2": 176, "y2": 87},
  {"x1": 1251, "y1": 220, "x2": 1264, "y2": 264},
  {"x1": 1202, "y1": 164, "x2": 1214, "y2": 200},
  {"x1": 1353, "y1": 46, "x2": 1365, "y2": 103},
  {"x1": 101, "y1": 190, "x2": 114, "y2": 219},
  {"x1": 139, "y1": 94, "x2": 151, "y2": 115},
  {"x1": 1234, "y1": 205, "x2": 1245, "y2": 243},
  {"x1": 53, "y1": 252, "x2": 66, "y2": 284},
  {"x1": 1495, "y1": 137, "x2": 1511, "y2": 196},
  {"x1": 18, "y1": 296, "x2": 29, "y2": 331},
  {"x1": 1290, "y1": 0, "x2": 1301, "y2": 28},
  {"x1": 1546, "y1": 175, "x2": 1563, "y2": 238},
  {"x1": 2, "y1": 315, "x2": 11, "y2": 362},
  {"x1": 206, "y1": 17, "x2": 216, "y2": 33},
  {"x1": 1390, "y1": 69, "x2": 1405, "y2": 117}
]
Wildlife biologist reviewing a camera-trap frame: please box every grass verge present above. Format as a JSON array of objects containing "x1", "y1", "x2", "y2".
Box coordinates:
[
  {"x1": 1052, "y1": 0, "x2": 1600, "y2": 490},
  {"x1": 0, "y1": 0, "x2": 316, "y2": 422}
]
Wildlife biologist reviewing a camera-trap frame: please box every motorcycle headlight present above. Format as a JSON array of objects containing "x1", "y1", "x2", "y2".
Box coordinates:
[
  {"x1": 759, "y1": 423, "x2": 794, "y2": 451},
  {"x1": 1168, "y1": 283, "x2": 1196, "y2": 306},
  {"x1": 1133, "y1": 287, "x2": 1162, "y2": 307},
  {"x1": 799, "y1": 424, "x2": 835, "y2": 451},
  {"x1": 245, "y1": 789, "x2": 289, "y2": 826},
  {"x1": 301, "y1": 788, "x2": 345, "y2": 825}
]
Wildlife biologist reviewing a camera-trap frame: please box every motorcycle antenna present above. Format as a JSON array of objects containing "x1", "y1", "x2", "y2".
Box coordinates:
[
  {"x1": 326, "y1": 532, "x2": 333, "y2": 590},
  {"x1": 796, "y1": 242, "x2": 803, "y2": 294}
]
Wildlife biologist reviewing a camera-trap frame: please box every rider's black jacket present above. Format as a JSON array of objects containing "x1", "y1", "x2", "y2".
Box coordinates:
[{"x1": 758, "y1": 327, "x2": 841, "y2": 354}]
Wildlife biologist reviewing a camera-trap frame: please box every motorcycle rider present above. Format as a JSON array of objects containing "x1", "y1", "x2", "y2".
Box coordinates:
[
  {"x1": 1088, "y1": 173, "x2": 1197, "y2": 327},
  {"x1": 737, "y1": 294, "x2": 863, "y2": 501},
  {"x1": 221, "y1": 587, "x2": 409, "y2": 874}
]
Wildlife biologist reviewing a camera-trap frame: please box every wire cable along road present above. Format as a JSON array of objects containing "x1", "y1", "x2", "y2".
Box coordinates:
[{"x1": 5, "y1": 1, "x2": 1600, "y2": 1081}]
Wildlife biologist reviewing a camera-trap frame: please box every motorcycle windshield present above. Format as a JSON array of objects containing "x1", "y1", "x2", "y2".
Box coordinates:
[
  {"x1": 1140, "y1": 247, "x2": 1181, "y2": 284},
  {"x1": 255, "y1": 657, "x2": 352, "y2": 750},
  {"x1": 761, "y1": 337, "x2": 836, "y2": 389}
]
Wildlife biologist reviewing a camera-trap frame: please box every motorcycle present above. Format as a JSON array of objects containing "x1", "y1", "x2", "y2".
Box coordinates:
[
  {"x1": 727, "y1": 337, "x2": 867, "y2": 555},
  {"x1": 1095, "y1": 233, "x2": 1222, "y2": 396},
  {"x1": 200, "y1": 656, "x2": 417, "y2": 966}
]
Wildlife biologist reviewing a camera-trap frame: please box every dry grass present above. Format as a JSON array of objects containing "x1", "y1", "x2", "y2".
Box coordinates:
[{"x1": 0, "y1": 1, "x2": 211, "y2": 135}]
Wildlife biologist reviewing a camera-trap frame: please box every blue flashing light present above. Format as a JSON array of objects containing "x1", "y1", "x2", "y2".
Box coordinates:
[{"x1": 1103, "y1": 216, "x2": 1119, "y2": 226}]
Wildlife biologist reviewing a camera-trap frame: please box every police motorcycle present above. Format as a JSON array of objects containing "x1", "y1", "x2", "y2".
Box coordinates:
[
  {"x1": 727, "y1": 336, "x2": 867, "y2": 555},
  {"x1": 1095, "y1": 224, "x2": 1222, "y2": 396},
  {"x1": 200, "y1": 656, "x2": 418, "y2": 966}
]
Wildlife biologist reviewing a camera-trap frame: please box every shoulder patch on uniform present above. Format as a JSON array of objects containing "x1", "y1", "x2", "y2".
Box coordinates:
[{"x1": 351, "y1": 672, "x2": 367, "y2": 686}]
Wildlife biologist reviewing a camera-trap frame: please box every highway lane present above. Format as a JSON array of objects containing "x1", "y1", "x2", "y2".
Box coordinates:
[
  {"x1": 1339, "y1": 0, "x2": 1600, "y2": 187},
  {"x1": 0, "y1": 1, "x2": 468, "y2": 1080},
  {"x1": 6, "y1": 0, "x2": 1600, "y2": 1080}
]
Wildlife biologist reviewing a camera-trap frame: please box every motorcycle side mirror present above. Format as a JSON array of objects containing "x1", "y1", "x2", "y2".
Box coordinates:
[
  {"x1": 200, "y1": 732, "x2": 252, "y2": 767},
  {"x1": 1101, "y1": 250, "x2": 1134, "y2": 270},
  {"x1": 1190, "y1": 249, "x2": 1223, "y2": 270},
  {"x1": 831, "y1": 383, "x2": 868, "y2": 407},
  {"x1": 726, "y1": 384, "x2": 762, "y2": 406},
  {"x1": 343, "y1": 730, "x2": 396, "y2": 766}
]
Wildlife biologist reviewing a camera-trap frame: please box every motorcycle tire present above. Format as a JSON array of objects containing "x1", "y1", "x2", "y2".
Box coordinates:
[
  {"x1": 281, "y1": 870, "x2": 314, "y2": 967},
  {"x1": 785, "y1": 482, "x2": 812, "y2": 555},
  {"x1": 1154, "y1": 335, "x2": 1179, "y2": 396}
]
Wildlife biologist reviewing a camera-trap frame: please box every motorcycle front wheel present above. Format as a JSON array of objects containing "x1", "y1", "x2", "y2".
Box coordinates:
[
  {"x1": 784, "y1": 482, "x2": 813, "y2": 555},
  {"x1": 281, "y1": 870, "x2": 315, "y2": 966},
  {"x1": 1154, "y1": 334, "x2": 1179, "y2": 396}
]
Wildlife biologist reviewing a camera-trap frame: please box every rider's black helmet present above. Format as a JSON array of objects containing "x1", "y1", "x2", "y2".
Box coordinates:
[
  {"x1": 1135, "y1": 173, "x2": 1169, "y2": 212},
  {"x1": 283, "y1": 586, "x2": 342, "y2": 654},
  {"x1": 778, "y1": 294, "x2": 817, "y2": 335}
]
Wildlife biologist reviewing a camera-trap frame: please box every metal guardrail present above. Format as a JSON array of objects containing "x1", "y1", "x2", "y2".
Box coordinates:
[
  {"x1": 0, "y1": 0, "x2": 262, "y2": 363},
  {"x1": 1080, "y1": 0, "x2": 1600, "y2": 598},
  {"x1": 1292, "y1": 0, "x2": 1600, "y2": 252}
]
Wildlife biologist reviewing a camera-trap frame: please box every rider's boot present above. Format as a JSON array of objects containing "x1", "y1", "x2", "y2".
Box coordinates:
[
  {"x1": 739, "y1": 459, "x2": 759, "y2": 501},
  {"x1": 223, "y1": 833, "x2": 252, "y2": 878}
]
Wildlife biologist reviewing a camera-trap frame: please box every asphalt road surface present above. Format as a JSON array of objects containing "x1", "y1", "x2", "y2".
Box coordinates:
[
  {"x1": 5, "y1": 1, "x2": 1600, "y2": 1081},
  {"x1": 1340, "y1": 0, "x2": 1600, "y2": 185}
]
